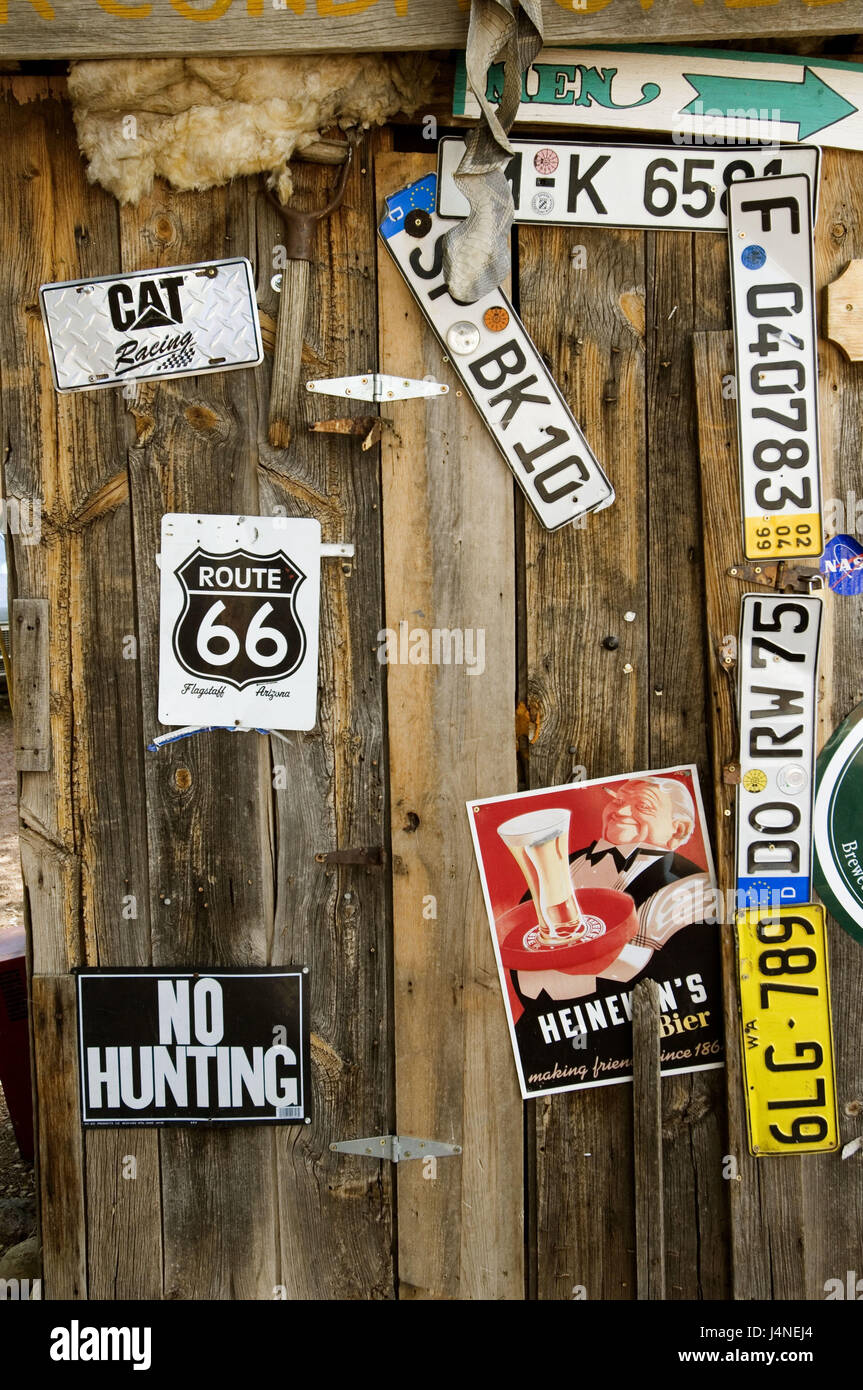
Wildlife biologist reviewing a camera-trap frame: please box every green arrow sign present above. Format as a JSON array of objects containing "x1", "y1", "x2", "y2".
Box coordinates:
[
  {"x1": 454, "y1": 46, "x2": 863, "y2": 152},
  {"x1": 681, "y1": 68, "x2": 857, "y2": 141}
]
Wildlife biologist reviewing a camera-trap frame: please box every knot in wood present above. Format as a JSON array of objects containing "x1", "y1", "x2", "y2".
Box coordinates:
[{"x1": 174, "y1": 767, "x2": 192, "y2": 792}]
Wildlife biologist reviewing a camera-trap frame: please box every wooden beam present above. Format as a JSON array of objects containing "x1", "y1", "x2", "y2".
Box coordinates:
[
  {"x1": 259, "y1": 131, "x2": 397, "y2": 1301},
  {"x1": 2, "y1": 0, "x2": 862, "y2": 60},
  {"x1": 377, "y1": 151, "x2": 523, "y2": 1301},
  {"x1": 633, "y1": 978, "x2": 665, "y2": 1302},
  {"x1": 31, "y1": 975, "x2": 87, "y2": 1299},
  {"x1": 518, "y1": 216, "x2": 648, "y2": 1302},
  {"x1": 12, "y1": 599, "x2": 50, "y2": 771}
]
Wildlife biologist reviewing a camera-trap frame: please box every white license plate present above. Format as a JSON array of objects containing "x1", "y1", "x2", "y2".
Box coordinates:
[
  {"x1": 438, "y1": 139, "x2": 820, "y2": 234},
  {"x1": 40, "y1": 258, "x2": 263, "y2": 393},
  {"x1": 380, "y1": 175, "x2": 614, "y2": 531},
  {"x1": 736, "y1": 592, "x2": 822, "y2": 909},
  {"x1": 728, "y1": 175, "x2": 823, "y2": 561}
]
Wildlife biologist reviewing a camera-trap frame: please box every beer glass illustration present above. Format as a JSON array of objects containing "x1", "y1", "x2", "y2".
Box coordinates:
[
  {"x1": 497, "y1": 809, "x2": 590, "y2": 944},
  {"x1": 496, "y1": 806, "x2": 640, "y2": 999}
]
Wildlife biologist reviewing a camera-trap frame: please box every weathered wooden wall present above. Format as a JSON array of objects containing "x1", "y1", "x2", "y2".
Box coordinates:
[{"x1": 1, "y1": 71, "x2": 862, "y2": 1301}]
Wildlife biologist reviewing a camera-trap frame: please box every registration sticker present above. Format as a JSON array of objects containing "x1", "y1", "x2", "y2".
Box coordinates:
[
  {"x1": 438, "y1": 138, "x2": 820, "y2": 234},
  {"x1": 736, "y1": 593, "x2": 822, "y2": 911},
  {"x1": 728, "y1": 174, "x2": 823, "y2": 561},
  {"x1": 379, "y1": 175, "x2": 614, "y2": 532},
  {"x1": 736, "y1": 904, "x2": 838, "y2": 1155}
]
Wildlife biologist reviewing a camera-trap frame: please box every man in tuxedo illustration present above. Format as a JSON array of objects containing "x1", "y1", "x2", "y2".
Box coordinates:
[{"x1": 513, "y1": 776, "x2": 711, "y2": 1009}]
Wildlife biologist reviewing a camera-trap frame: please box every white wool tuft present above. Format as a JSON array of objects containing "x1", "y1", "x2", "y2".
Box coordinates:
[{"x1": 68, "y1": 54, "x2": 436, "y2": 205}]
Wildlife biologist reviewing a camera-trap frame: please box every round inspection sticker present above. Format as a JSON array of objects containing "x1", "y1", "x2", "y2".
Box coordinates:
[
  {"x1": 534, "y1": 148, "x2": 559, "y2": 175},
  {"x1": 742, "y1": 245, "x2": 767, "y2": 270},
  {"x1": 446, "y1": 320, "x2": 481, "y2": 355},
  {"x1": 531, "y1": 192, "x2": 555, "y2": 217},
  {"x1": 743, "y1": 769, "x2": 768, "y2": 793},
  {"x1": 777, "y1": 764, "x2": 808, "y2": 796},
  {"x1": 483, "y1": 307, "x2": 510, "y2": 333}
]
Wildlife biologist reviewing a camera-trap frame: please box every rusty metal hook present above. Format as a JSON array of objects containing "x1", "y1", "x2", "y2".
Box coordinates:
[{"x1": 264, "y1": 129, "x2": 359, "y2": 261}]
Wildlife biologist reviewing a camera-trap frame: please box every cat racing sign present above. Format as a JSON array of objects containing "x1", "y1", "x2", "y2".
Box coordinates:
[{"x1": 39, "y1": 258, "x2": 262, "y2": 392}]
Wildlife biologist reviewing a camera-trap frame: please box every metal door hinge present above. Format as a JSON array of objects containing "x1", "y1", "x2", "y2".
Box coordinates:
[
  {"x1": 728, "y1": 561, "x2": 823, "y2": 594},
  {"x1": 315, "y1": 846, "x2": 386, "y2": 867},
  {"x1": 306, "y1": 373, "x2": 448, "y2": 402},
  {"x1": 330, "y1": 1135, "x2": 462, "y2": 1163}
]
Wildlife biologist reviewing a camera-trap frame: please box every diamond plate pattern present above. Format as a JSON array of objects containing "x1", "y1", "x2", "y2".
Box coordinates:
[{"x1": 40, "y1": 258, "x2": 263, "y2": 393}]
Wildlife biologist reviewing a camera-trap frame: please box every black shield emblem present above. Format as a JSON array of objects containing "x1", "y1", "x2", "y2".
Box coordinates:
[{"x1": 172, "y1": 547, "x2": 306, "y2": 690}]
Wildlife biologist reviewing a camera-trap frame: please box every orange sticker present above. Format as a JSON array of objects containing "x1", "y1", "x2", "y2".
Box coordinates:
[{"x1": 483, "y1": 307, "x2": 510, "y2": 333}]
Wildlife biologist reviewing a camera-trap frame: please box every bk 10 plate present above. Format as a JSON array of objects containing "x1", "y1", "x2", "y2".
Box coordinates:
[
  {"x1": 40, "y1": 258, "x2": 263, "y2": 393},
  {"x1": 736, "y1": 904, "x2": 838, "y2": 1156},
  {"x1": 379, "y1": 175, "x2": 614, "y2": 531},
  {"x1": 736, "y1": 593, "x2": 822, "y2": 910},
  {"x1": 438, "y1": 138, "x2": 820, "y2": 233},
  {"x1": 728, "y1": 174, "x2": 823, "y2": 561}
]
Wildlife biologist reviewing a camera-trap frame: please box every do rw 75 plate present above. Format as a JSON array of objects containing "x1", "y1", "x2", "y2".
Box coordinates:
[
  {"x1": 736, "y1": 904, "x2": 838, "y2": 1156},
  {"x1": 379, "y1": 174, "x2": 614, "y2": 531},
  {"x1": 40, "y1": 258, "x2": 263, "y2": 393},
  {"x1": 438, "y1": 138, "x2": 820, "y2": 233},
  {"x1": 728, "y1": 174, "x2": 823, "y2": 561},
  {"x1": 736, "y1": 593, "x2": 822, "y2": 910}
]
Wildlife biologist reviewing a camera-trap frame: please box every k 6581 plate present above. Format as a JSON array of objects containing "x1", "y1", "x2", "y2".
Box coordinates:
[
  {"x1": 736, "y1": 593, "x2": 822, "y2": 909},
  {"x1": 40, "y1": 258, "x2": 263, "y2": 393},
  {"x1": 380, "y1": 175, "x2": 614, "y2": 531},
  {"x1": 728, "y1": 174, "x2": 823, "y2": 561},
  {"x1": 736, "y1": 904, "x2": 838, "y2": 1156},
  {"x1": 438, "y1": 138, "x2": 820, "y2": 233}
]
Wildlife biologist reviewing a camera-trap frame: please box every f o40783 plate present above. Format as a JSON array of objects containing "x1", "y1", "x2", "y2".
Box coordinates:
[
  {"x1": 380, "y1": 174, "x2": 615, "y2": 532},
  {"x1": 728, "y1": 174, "x2": 823, "y2": 561}
]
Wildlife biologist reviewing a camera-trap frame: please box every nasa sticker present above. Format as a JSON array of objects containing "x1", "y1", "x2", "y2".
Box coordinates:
[
  {"x1": 158, "y1": 515, "x2": 321, "y2": 731},
  {"x1": 39, "y1": 258, "x2": 263, "y2": 392}
]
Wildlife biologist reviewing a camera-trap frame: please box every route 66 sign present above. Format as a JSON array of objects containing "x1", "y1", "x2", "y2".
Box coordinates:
[{"x1": 158, "y1": 515, "x2": 321, "y2": 731}]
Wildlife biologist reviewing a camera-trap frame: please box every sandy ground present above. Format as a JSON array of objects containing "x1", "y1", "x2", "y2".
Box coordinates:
[{"x1": 0, "y1": 700, "x2": 36, "y2": 1254}]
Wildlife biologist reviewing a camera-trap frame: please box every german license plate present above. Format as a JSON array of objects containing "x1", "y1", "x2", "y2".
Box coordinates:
[
  {"x1": 39, "y1": 258, "x2": 263, "y2": 393},
  {"x1": 736, "y1": 904, "x2": 838, "y2": 1155},
  {"x1": 736, "y1": 593, "x2": 822, "y2": 909},
  {"x1": 728, "y1": 174, "x2": 823, "y2": 561},
  {"x1": 438, "y1": 138, "x2": 820, "y2": 234},
  {"x1": 380, "y1": 174, "x2": 614, "y2": 531}
]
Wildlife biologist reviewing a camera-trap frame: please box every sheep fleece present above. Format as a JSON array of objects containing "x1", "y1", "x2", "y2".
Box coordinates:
[{"x1": 68, "y1": 56, "x2": 435, "y2": 204}]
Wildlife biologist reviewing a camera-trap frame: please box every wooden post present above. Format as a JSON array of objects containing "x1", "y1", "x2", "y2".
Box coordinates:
[
  {"x1": 376, "y1": 151, "x2": 524, "y2": 1301},
  {"x1": 633, "y1": 978, "x2": 665, "y2": 1301},
  {"x1": 12, "y1": 599, "x2": 50, "y2": 771}
]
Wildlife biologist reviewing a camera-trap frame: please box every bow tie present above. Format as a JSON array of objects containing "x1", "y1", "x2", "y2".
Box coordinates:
[{"x1": 585, "y1": 844, "x2": 663, "y2": 872}]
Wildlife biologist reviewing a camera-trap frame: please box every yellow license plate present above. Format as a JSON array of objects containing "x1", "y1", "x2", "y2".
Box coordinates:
[{"x1": 736, "y1": 904, "x2": 838, "y2": 1155}]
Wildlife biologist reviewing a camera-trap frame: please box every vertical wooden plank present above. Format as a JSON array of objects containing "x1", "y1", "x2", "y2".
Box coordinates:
[
  {"x1": 804, "y1": 148, "x2": 863, "y2": 1297},
  {"x1": 0, "y1": 80, "x2": 83, "y2": 973},
  {"x1": 377, "y1": 151, "x2": 523, "y2": 1301},
  {"x1": 12, "y1": 599, "x2": 50, "y2": 770},
  {"x1": 124, "y1": 177, "x2": 278, "y2": 1301},
  {"x1": 646, "y1": 229, "x2": 730, "y2": 1302},
  {"x1": 633, "y1": 979, "x2": 664, "y2": 1301},
  {"x1": 31, "y1": 975, "x2": 86, "y2": 1299},
  {"x1": 260, "y1": 132, "x2": 396, "y2": 1300},
  {"x1": 518, "y1": 221, "x2": 648, "y2": 1301},
  {"x1": 694, "y1": 329, "x2": 807, "y2": 1298}
]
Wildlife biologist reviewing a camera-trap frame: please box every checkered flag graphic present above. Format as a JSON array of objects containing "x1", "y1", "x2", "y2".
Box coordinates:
[{"x1": 159, "y1": 344, "x2": 196, "y2": 373}]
